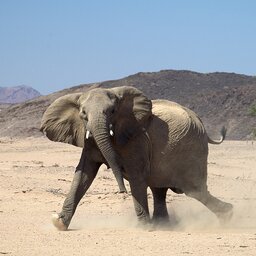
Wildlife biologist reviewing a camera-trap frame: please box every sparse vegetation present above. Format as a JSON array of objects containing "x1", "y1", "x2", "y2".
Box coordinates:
[
  {"x1": 249, "y1": 104, "x2": 256, "y2": 140},
  {"x1": 251, "y1": 128, "x2": 256, "y2": 140},
  {"x1": 249, "y1": 104, "x2": 256, "y2": 116}
]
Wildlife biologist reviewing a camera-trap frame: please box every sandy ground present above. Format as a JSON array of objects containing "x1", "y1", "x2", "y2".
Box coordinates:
[{"x1": 0, "y1": 137, "x2": 256, "y2": 256}]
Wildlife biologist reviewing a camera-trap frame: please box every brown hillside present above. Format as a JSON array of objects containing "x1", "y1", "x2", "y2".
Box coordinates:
[{"x1": 0, "y1": 70, "x2": 255, "y2": 139}]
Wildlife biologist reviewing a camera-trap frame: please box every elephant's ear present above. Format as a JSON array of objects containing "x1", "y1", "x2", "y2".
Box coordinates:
[
  {"x1": 40, "y1": 93, "x2": 85, "y2": 147},
  {"x1": 110, "y1": 86, "x2": 152, "y2": 145}
]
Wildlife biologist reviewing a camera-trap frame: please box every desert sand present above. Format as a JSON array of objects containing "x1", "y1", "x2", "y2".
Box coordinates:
[{"x1": 0, "y1": 137, "x2": 255, "y2": 255}]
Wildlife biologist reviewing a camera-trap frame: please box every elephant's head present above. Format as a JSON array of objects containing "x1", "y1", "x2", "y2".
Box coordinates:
[{"x1": 40, "y1": 86, "x2": 152, "y2": 191}]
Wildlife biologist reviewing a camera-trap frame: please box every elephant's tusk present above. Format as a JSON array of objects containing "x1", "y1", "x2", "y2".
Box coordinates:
[
  {"x1": 109, "y1": 124, "x2": 114, "y2": 136},
  {"x1": 86, "y1": 130, "x2": 90, "y2": 139}
]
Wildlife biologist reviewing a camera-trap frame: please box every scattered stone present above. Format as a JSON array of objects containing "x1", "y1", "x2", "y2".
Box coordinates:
[
  {"x1": 58, "y1": 178, "x2": 71, "y2": 182},
  {"x1": 22, "y1": 188, "x2": 32, "y2": 193}
]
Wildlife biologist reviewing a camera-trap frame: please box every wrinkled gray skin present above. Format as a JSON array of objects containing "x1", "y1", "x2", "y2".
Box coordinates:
[{"x1": 41, "y1": 86, "x2": 233, "y2": 230}]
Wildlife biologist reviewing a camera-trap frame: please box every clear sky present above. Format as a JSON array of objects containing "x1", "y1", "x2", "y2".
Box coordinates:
[{"x1": 0, "y1": 0, "x2": 256, "y2": 95}]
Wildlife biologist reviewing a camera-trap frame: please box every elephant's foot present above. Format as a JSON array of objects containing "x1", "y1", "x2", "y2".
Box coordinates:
[
  {"x1": 51, "y1": 213, "x2": 68, "y2": 231},
  {"x1": 216, "y1": 202, "x2": 233, "y2": 224},
  {"x1": 135, "y1": 212, "x2": 151, "y2": 228},
  {"x1": 152, "y1": 204, "x2": 169, "y2": 222},
  {"x1": 152, "y1": 213, "x2": 169, "y2": 224},
  {"x1": 152, "y1": 214, "x2": 180, "y2": 230},
  {"x1": 136, "y1": 218, "x2": 154, "y2": 231}
]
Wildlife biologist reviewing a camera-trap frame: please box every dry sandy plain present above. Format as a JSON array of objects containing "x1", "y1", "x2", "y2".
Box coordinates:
[{"x1": 0, "y1": 137, "x2": 255, "y2": 255}]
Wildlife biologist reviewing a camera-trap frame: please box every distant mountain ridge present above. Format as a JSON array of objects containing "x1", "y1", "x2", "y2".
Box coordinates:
[
  {"x1": 0, "y1": 70, "x2": 255, "y2": 139},
  {"x1": 0, "y1": 85, "x2": 41, "y2": 103}
]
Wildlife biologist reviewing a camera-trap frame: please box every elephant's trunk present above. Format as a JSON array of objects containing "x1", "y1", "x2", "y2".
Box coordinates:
[{"x1": 88, "y1": 113, "x2": 126, "y2": 193}]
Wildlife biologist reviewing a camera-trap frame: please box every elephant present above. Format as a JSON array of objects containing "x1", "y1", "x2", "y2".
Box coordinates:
[{"x1": 40, "y1": 86, "x2": 233, "y2": 231}]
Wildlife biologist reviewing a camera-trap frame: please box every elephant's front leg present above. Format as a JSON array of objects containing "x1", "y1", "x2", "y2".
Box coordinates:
[
  {"x1": 52, "y1": 149, "x2": 100, "y2": 231},
  {"x1": 129, "y1": 179, "x2": 150, "y2": 224}
]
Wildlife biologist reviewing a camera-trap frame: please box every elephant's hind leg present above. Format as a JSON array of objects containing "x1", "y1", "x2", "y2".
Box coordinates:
[
  {"x1": 151, "y1": 187, "x2": 169, "y2": 223},
  {"x1": 182, "y1": 158, "x2": 233, "y2": 223},
  {"x1": 186, "y1": 189, "x2": 233, "y2": 223}
]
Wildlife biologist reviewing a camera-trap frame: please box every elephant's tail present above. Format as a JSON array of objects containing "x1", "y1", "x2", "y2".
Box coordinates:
[{"x1": 208, "y1": 126, "x2": 227, "y2": 145}]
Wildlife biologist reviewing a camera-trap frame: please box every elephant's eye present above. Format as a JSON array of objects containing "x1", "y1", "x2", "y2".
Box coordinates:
[{"x1": 79, "y1": 109, "x2": 87, "y2": 120}]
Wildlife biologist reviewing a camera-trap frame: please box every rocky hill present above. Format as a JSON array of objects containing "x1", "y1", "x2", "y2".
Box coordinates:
[
  {"x1": 0, "y1": 70, "x2": 255, "y2": 139},
  {"x1": 0, "y1": 85, "x2": 41, "y2": 103}
]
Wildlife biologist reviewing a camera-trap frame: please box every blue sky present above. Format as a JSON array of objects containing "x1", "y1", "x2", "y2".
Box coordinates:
[{"x1": 0, "y1": 0, "x2": 256, "y2": 95}]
